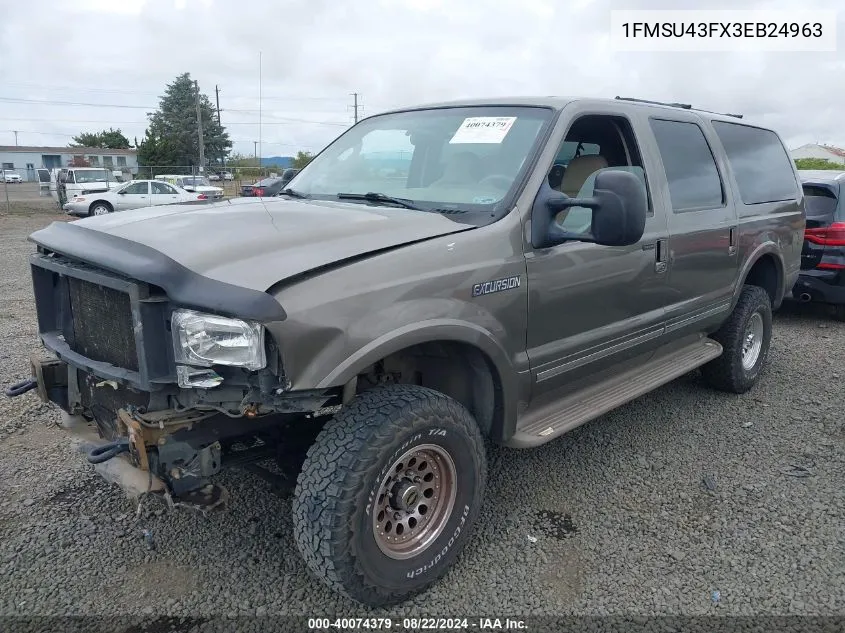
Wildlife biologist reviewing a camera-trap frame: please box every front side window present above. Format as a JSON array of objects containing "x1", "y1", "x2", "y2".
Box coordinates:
[
  {"x1": 121, "y1": 181, "x2": 149, "y2": 195},
  {"x1": 712, "y1": 121, "x2": 798, "y2": 205},
  {"x1": 288, "y1": 106, "x2": 553, "y2": 219},
  {"x1": 546, "y1": 114, "x2": 651, "y2": 235},
  {"x1": 650, "y1": 119, "x2": 724, "y2": 213}
]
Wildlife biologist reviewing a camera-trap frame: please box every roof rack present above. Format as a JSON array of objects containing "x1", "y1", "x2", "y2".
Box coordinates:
[{"x1": 614, "y1": 96, "x2": 743, "y2": 119}]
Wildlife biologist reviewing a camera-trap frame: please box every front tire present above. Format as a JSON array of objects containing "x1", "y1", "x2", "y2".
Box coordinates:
[
  {"x1": 701, "y1": 285, "x2": 772, "y2": 393},
  {"x1": 293, "y1": 384, "x2": 487, "y2": 606}
]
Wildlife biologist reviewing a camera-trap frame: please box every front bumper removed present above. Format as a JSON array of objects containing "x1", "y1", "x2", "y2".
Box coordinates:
[{"x1": 7, "y1": 354, "x2": 314, "y2": 510}]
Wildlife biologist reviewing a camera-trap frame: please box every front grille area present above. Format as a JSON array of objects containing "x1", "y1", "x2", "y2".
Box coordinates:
[{"x1": 67, "y1": 277, "x2": 139, "y2": 371}]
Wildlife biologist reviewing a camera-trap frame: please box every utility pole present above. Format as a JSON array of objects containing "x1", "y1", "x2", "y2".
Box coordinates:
[
  {"x1": 3, "y1": 173, "x2": 9, "y2": 213},
  {"x1": 215, "y1": 85, "x2": 225, "y2": 170},
  {"x1": 351, "y1": 92, "x2": 359, "y2": 124},
  {"x1": 254, "y1": 141, "x2": 258, "y2": 160},
  {"x1": 194, "y1": 80, "x2": 206, "y2": 174},
  {"x1": 258, "y1": 51, "x2": 262, "y2": 171}
]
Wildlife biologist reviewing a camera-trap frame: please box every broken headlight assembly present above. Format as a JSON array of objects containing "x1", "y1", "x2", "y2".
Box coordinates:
[{"x1": 171, "y1": 309, "x2": 267, "y2": 383}]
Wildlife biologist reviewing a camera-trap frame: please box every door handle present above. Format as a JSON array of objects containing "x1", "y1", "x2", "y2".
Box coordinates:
[
  {"x1": 654, "y1": 238, "x2": 668, "y2": 274},
  {"x1": 729, "y1": 227, "x2": 737, "y2": 255}
]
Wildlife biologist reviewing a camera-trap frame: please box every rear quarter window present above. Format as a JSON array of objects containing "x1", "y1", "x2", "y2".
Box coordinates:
[
  {"x1": 802, "y1": 184, "x2": 839, "y2": 219},
  {"x1": 711, "y1": 121, "x2": 798, "y2": 205}
]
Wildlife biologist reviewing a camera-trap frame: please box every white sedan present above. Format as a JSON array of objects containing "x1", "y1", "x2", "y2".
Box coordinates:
[
  {"x1": 3, "y1": 171, "x2": 22, "y2": 183},
  {"x1": 62, "y1": 179, "x2": 211, "y2": 217}
]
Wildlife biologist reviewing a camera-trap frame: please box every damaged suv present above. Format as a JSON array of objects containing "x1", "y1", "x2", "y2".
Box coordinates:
[{"x1": 6, "y1": 96, "x2": 803, "y2": 606}]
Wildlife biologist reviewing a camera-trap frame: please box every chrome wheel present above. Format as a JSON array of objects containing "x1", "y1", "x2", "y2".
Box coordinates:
[
  {"x1": 91, "y1": 204, "x2": 110, "y2": 216},
  {"x1": 372, "y1": 444, "x2": 457, "y2": 560},
  {"x1": 741, "y1": 311, "x2": 764, "y2": 370}
]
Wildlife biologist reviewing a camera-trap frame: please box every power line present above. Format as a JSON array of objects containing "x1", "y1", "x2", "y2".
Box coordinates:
[{"x1": 3, "y1": 81, "x2": 348, "y2": 102}]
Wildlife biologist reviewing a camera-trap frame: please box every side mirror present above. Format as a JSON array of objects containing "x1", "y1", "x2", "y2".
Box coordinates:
[
  {"x1": 117, "y1": 190, "x2": 126, "y2": 195},
  {"x1": 532, "y1": 170, "x2": 647, "y2": 249}
]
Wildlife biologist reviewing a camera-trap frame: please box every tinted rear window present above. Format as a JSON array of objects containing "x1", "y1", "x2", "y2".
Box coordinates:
[
  {"x1": 802, "y1": 184, "x2": 839, "y2": 218},
  {"x1": 711, "y1": 122, "x2": 798, "y2": 205},
  {"x1": 649, "y1": 119, "x2": 724, "y2": 212},
  {"x1": 256, "y1": 178, "x2": 282, "y2": 186}
]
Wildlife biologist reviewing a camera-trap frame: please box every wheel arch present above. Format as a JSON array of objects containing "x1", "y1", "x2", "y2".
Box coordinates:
[
  {"x1": 314, "y1": 320, "x2": 519, "y2": 442},
  {"x1": 736, "y1": 245, "x2": 785, "y2": 310}
]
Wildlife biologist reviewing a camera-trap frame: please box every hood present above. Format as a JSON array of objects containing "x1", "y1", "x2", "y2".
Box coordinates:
[{"x1": 30, "y1": 197, "x2": 474, "y2": 291}]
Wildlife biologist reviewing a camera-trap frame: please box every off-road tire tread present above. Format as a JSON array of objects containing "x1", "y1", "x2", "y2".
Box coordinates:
[
  {"x1": 292, "y1": 383, "x2": 486, "y2": 606},
  {"x1": 701, "y1": 285, "x2": 772, "y2": 394}
]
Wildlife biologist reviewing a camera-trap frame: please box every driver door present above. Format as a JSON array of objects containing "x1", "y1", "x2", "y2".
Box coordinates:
[
  {"x1": 525, "y1": 108, "x2": 671, "y2": 401},
  {"x1": 115, "y1": 181, "x2": 150, "y2": 210}
]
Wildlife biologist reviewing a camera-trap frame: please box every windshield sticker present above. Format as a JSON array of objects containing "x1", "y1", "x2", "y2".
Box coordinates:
[
  {"x1": 449, "y1": 117, "x2": 517, "y2": 144},
  {"x1": 472, "y1": 196, "x2": 498, "y2": 204}
]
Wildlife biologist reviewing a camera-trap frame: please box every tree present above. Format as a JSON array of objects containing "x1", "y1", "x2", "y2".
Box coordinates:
[
  {"x1": 138, "y1": 73, "x2": 231, "y2": 170},
  {"x1": 71, "y1": 127, "x2": 130, "y2": 149},
  {"x1": 292, "y1": 151, "x2": 314, "y2": 169},
  {"x1": 794, "y1": 158, "x2": 843, "y2": 170}
]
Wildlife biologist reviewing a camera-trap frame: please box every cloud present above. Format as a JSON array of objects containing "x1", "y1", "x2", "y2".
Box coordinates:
[{"x1": 0, "y1": 0, "x2": 842, "y2": 157}]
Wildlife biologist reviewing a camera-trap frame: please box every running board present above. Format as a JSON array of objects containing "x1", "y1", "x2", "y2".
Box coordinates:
[{"x1": 506, "y1": 338, "x2": 723, "y2": 448}]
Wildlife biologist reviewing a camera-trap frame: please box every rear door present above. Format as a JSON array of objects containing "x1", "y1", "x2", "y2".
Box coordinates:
[
  {"x1": 150, "y1": 181, "x2": 181, "y2": 206},
  {"x1": 115, "y1": 181, "x2": 151, "y2": 210},
  {"x1": 801, "y1": 180, "x2": 844, "y2": 271},
  {"x1": 642, "y1": 115, "x2": 739, "y2": 338}
]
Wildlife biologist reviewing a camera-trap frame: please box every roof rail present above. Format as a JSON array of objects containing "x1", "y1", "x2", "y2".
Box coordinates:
[
  {"x1": 615, "y1": 96, "x2": 691, "y2": 109},
  {"x1": 614, "y1": 96, "x2": 743, "y2": 119},
  {"x1": 693, "y1": 108, "x2": 743, "y2": 119}
]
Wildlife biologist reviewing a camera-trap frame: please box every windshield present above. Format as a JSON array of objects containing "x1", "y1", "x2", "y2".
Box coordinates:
[
  {"x1": 73, "y1": 169, "x2": 111, "y2": 184},
  {"x1": 288, "y1": 106, "x2": 553, "y2": 214}
]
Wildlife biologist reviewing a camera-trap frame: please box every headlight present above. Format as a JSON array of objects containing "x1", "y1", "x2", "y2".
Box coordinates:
[{"x1": 171, "y1": 309, "x2": 266, "y2": 371}]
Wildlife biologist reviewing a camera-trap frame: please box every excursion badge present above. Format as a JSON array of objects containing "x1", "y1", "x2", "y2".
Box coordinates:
[{"x1": 472, "y1": 275, "x2": 521, "y2": 297}]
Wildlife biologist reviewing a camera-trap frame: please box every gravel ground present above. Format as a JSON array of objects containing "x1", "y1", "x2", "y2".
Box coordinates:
[{"x1": 0, "y1": 210, "x2": 843, "y2": 623}]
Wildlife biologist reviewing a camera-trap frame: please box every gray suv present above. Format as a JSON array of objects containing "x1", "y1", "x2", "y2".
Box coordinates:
[{"x1": 6, "y1": 96, "x2": 804, "y2": 606}]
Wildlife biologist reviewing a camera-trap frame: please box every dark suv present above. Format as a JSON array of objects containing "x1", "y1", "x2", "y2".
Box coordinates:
[{"x1": 792, "y1": 170, "x2": 845, "y2": 320}]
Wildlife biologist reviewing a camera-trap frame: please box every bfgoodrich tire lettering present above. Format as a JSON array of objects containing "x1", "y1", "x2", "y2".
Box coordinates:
[
  {"x1": 702, "y1": 285, "x2": 772, "y2": 394},
  {"x1": 292, "y1": 384, "x2": 487, "y2": 606}
]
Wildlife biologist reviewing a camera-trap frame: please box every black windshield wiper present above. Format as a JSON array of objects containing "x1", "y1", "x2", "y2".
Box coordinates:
[
  {"x1": 337, "y1": 192, "x2": 422, "y2": 211},
  {"x1": 279, "y1": 188, "x2": 308, "y2": 199}
]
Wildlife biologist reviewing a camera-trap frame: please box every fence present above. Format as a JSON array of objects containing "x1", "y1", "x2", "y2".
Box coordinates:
[{"x1": 135, "y1": 165, "x2": 294, "y2": 184}]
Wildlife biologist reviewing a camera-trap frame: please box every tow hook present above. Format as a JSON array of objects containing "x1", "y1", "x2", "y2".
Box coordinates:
[
  {"x1": 87, "y1": 439, "x2": 131, "y2": 464},
  {"x1": 4, "y1": 378, "x2": 38, "y2": 398}
]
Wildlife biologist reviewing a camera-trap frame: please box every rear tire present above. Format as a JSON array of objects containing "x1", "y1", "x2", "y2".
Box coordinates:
[
  {"x1": 702, "y1": 285, "x2": 772, "y2": 394},
  {"x1": 88, "y1": 202, "x2": 112, "y2": 216},
  {"x1": 833, "y1": 304, "x2": 845, "y2": 322},
  {"x1": 292, "y1": 384, "x2": 486, "y2": 606}
]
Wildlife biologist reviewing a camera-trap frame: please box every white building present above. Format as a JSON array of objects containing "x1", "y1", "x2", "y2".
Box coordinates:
[
  {"x1": 789, "y1": 143, "x2": 845, "y2": 165},
  {"x1": 0, "y1": 146, "x2": 139, "y2": 182}
]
